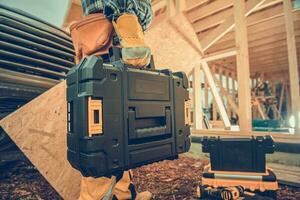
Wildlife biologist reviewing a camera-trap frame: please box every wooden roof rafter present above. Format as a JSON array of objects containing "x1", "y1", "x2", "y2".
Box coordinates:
[{"x1": 184, "y1": 0, "x2": 300, "y2": 78}]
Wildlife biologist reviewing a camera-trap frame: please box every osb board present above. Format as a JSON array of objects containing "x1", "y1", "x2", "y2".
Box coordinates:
[
  {"x1": 145, "y1": 13, "x2": 202, "y2": 75},
  {"x1": 0, "y1": 81, "x2": 81, "y2": 200}
]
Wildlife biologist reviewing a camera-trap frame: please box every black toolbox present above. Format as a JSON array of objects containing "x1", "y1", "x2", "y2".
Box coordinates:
[
  {"x1": 66, "y1": 54, "x2": 191, "y2": 177},
  {"x1": 202, "y1": 136, "x2": 274, "y2": 173}
]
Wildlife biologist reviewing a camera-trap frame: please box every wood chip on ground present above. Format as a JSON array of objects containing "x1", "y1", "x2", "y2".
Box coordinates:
[{"x1": 0, "y1": 155, "x2": 300, "y2": 199}]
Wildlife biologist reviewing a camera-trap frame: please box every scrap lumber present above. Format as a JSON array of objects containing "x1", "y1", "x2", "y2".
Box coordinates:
[{"x1": 0, "y1": 82, "x2": 81, "y2": 200}]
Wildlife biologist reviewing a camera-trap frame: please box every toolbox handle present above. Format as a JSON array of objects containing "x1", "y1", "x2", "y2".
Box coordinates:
[{"x1": 128, "y1": 109, "x2": 171, "y2": 140}]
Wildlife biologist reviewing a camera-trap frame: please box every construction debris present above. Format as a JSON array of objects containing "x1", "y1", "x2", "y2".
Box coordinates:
[{"x1": 1, "y1": 156, "x2": 300, "y2": 200}]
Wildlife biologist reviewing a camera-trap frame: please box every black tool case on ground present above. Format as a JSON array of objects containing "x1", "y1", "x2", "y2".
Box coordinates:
[
  {"x1": 202, "y1": 136, "x2": 274, "y2": 173},
  {"x1": 66, "y1": 55, "x2": 191, "y2": 177}
]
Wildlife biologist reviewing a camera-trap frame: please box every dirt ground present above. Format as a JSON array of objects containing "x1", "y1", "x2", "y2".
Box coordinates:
[{"x1": 0, "y1": 156, "x2": 300, "y2": 200}]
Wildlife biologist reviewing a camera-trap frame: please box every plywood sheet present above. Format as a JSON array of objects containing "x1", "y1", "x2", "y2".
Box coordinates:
[{"x1": 0, "y1": 81, "x2": 81, "y2": 200}]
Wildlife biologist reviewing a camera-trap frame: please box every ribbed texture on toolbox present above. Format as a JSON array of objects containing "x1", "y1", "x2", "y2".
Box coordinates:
[{"x1": 0, "y1": 4, "x2": 75, "y2": 84}]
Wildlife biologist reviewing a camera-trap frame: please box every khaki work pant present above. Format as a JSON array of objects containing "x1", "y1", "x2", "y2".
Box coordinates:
[{"x1": 79, "y1": 171, "x2": 135, "y2": 200}]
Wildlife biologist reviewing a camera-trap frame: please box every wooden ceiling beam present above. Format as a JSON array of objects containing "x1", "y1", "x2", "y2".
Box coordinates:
[
  {"x1": 185, "y1": 0, "x2": 209, "y2": 12},
  {"x1": 187, "y1": 0, "x2": 233, "y2": 23},
  {"x1": 252, "y1": 66, "x2": 289, "y2": 73},
  {"x1": 213, "y1": 63, "x2": 237, "y2": 76},
  {"x1": 249, "y1": 30, "x2": 300, "y2": 48},
  {"x1": 213, "y1": 62, "x2": 292, "y2": 77},
  {"x1": 207, "y1": 28, "x2": 300, "y2": 54},
  {"x1": 200, "y1": 9, "x2": 300, "y2": 54},
  {"x1": 195, "y1": 0, "x2": 285, "y2": 40},
  {"x1": 251, "y1": 65, "x2": 298, "y2": 75},
  {"x1": 251, "y1": 65, "x2": 291, "y2": 76},
  {"x1": 264, "y1": 70, "x2": 291, "y2": 79},
  {"x1": 215, "y1": 53, "x2": 295, "y2": 67},
  {"x1": 207, "y1": 15, "x2": 287, "y2": 46},
  {"x1": 210, "y1": 54, "x2": 300, "y2": 72},
  {"x1": 209, "y1": 14, "x2": 300, "y2": 50},
  {"x1": 250, "y1": 57, "x2": 289, "y2": 66},
  {"x1": 194, "y1": 0, "x2": 283, "y2": 34},
  {"x1": 214, "y1": 58, "x2": 300, "y2": 74},
  {"x1": 203, "y1": 49, "x2": 237, "y2": 62},
  {"x1": 247, "y1": 2, "x2": 284, "y2": 26},
  {"x1": 249, "y1": 40, "x2": 288, "y2": 53},
  {"x1": 250, "y1": 46, "x2": 300, "y2": 60},
  {"x1": 251, "y1": 58, "x2": 300, "y2": 71},
  {"x1": 193, "y1": 7, "x2": 232, "y2": 34},
  {"x1": 250, "y1": 61, "x2": 288, "y2": 72},
  {"x1": 251, "y1": 35, "x2": 300, "y2": 50},
  {"x1": 199, "y1": 0, "x2": 268, "y2": 52}
]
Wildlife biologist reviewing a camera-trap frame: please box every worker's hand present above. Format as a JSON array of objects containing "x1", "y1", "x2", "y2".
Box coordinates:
[
  {"x1": 70, "y1": 13, "x2": 114, "y2": 64},
  {"x1": 113, "y1": 14, "x2": 151, "y2": 68}
]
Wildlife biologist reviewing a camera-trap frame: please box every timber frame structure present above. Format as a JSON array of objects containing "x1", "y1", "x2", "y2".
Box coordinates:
[
  {"x1": 0, "y1": 1, "x2": 299, "y2": 199},
  {"x1": 63, "y1": 0, "x2": 300, "y2": 142},
  {"x1": 184, "y1": 0, "x2": 300, "y2": 143}
]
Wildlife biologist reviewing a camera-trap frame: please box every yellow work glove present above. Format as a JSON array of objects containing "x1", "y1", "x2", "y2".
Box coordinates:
[{"x1": 113, "y1": 14, "x2": 151, "y2": 68}]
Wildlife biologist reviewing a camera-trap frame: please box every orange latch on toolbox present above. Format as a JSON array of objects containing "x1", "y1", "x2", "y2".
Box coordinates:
[
  {"x1": 88, "y1": 97, "x2": 103, "y2": 137},
  {"x1": 185, "y1": 100, "x2": 191, "y2": 126}
]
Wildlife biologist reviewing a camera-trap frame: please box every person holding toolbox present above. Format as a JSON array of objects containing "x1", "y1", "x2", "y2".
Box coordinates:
[{"x1": 70, "y1": 0, "x2": 153, "y2": 199}]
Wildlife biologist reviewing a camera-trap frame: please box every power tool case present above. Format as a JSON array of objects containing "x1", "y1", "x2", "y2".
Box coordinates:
[
  {"x1": 202, "y1": 136, "x2": 275, "y2": 173},
  {"x1": 66, "y1": 55, "x2": 191, "y2": 177}
]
